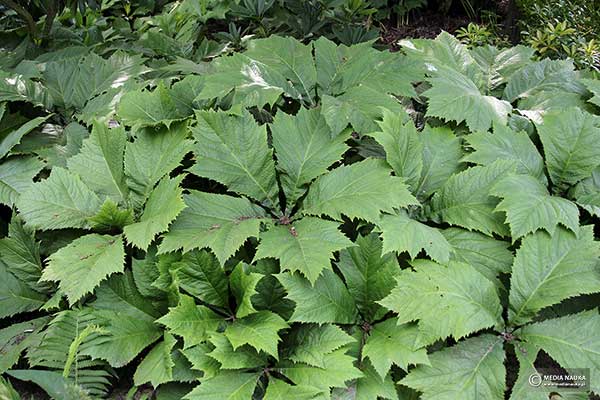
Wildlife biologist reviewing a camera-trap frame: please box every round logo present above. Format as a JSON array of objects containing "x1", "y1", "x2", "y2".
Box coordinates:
[{"x1": 529, "y1": 373, "x2": 543, "y2": 387}]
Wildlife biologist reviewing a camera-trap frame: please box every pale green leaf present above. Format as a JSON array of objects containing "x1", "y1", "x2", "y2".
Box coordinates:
[
  {"x1": 67, "y1": 121, "x2": 128, "y2": 201},
  {"x1": 174, "y1": 250, "x2": 229, "y2": 309},
  {"x1": 264, "y1": 380, "x2": 321, "y2": 400},
  {"x1": 207, "y1": 334, "x2": 267, "y2": 370},
  {"x1": 118, "y1": 82, "x2": 185, "y2": 128},
  {"x1": 230, "y1": 263, "x2": 262, "y2": 318},
  {"x1": 223, "y1": 311, "x2": 289, "y2": 358},
  {"x1": 88, "y1": 198, "x2": 134, "y2": 231},
  {"x1": 183, "y1": 372, "x2": 261, "y2": 400},
  {"x1": 0, "y1": 262, "x2": 46, "y2": 318},
  {"x1": 583, "y1": 78, "x2": 600, "y2": 107},
  {"x1": 0, "y1": 116, "x2": 49, "y2": 158},
  {"x1": 284, "y1": 324, "x2": 356, "y2": 368},
  {"x1": 0, "y1": 156, "x2": 44, "y2": 206},
  {"x1": 379, "y1": 260, "x2": 502, "y2": 345},
  {"x1": 491, "y1": 174, "x2": 579, "y2": 240},
  {"x1": 124, "y1": 176, "x2": 186, "y2": 250},
  {"x1": 401, "y1": 335, "x2": 505, "y2": 400},
  {"x1": 430, "y1": 161, "x2": 514, "y2": 236},
  {"x1": 277, "y1": 270, "x2": 358, "y2": 324},
  {"x1": 536, "y1": 107, "x2": 600, "y2": 189},
  {"x1": 134, "y1": 333, "x2": 176, "y2": 388},
  {"x1": 17, "y1": 167, "x2": 102, "y2": 230},
  {"x1": 363, "y1": 319, "x2": 429, "y2": 379},
  {"x1": 255, "y1": 217, "x2": 352, "y2": 284},
  {"x1": 190, "y1": 110, "x2": 278, "y2": 204},
  {"x1": 270, "y1": 107, "x2": 348, "y2": 208},
  {"x1": 302, "y1": 158, "x2": 418, "y2": 223},
  {"x1": 159, "y1": 191, "x2": 265, "y2": 265},
  {"x1": 508, "y1": 226, "x2": 600, "y2": 325},
  {"x1": 378, "y1": 212, "x2": 451, "y2": 263},
  {"x1": 40, "y1": 234, "x2": 125, "y2": 305}
]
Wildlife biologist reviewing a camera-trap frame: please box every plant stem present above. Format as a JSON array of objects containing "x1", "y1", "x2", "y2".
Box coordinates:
[{"x1": 0, "y1": 0, "x2": 38, "y2": 39}]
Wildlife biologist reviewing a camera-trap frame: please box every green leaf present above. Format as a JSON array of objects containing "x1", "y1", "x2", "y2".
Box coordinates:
[
  {"x1": 40, "y1": 234, "x2": 125, "y2": 305},
  {"x1": 207, "y1": 334, "x2": 267, "y2": 370},
  {"x1": 181, "y1": 344, "x2": 220, "y2": 379},
  {"x1": 277, "y1": 270, "x2": 358, "y2": 324},
  {"x1": 278, "y1": 348, "x2": 363, "y2": 393},
  {"x1": 173, "y1": 250, "x2": 229, "y2": 308},
  {"x1": 17, "y1": 167, "x2": 102, "y2": 230},
  {"x1": 379, "y1": 260, "x2": 502, "y2": 345},
  {"x1": 88, "y1": 199, "x2": 134, "y2": 231},
  {"x1": 264, "y1": 380, "x2": 321, "y2": 400},
  {"x1": 415, "y1": 125, "x2": 464, "y2": 200},
  {"x1": 270, "y1": 107, "x2": 348, "y2": 208},
  {"x1": 336, "y1": 233, "x2": 400, "y2": 322},
  {"x1": 430, "y1": 161, "x2": 514, "y2": 237},
  {"x1": 0, "y1": 156, "x2": 44, "y2": 206},
  {"x1": 124, "y1": 123, "x2": 192, "y2": 205},
  {"x1": 0, "y1": 71, "x2": 51, "y2": 108},
  {"x1": 190, "y1": 110, "x2": 278, "y2": 204},
  {"x1": 378, "y1": 212, "x2": 452, "y2": 263},
  {"x1": 370, "y1": 109, "x2": 422, "y2": 192},
  {"x1": 363, "y1": 319, "x2": 429, "y2": 380},
  {"x1": 118, "y1": 82, "x2": 185, "y2": 128},
  {"x1": 503, "y1": 59, "x2": 584, "y2": 102},
  {"x1": 517, "y1": 310, "x2": 600, "y2": 394},
  {"x1": 159, "y1": 191, "x2": 266, "y2": 265},
  {"x1": 0, "y1": 317, "x2": 49, "y2": 373},
  {"x1": 183, "y1": 372, "x2": 260, "y2": 400},
  {"x1": 302, "y1": 158, "x2": 418, "y2": 223},
  {"x1": 0, "y1": 116, "x2": 49, "y2": 158},
  {"x1": 255, "y1": 217, "x2": 352, "y2": 284},
  {"x1": 230, "y1": 263, "x2": 262, "y2": 318},
  {"x1": 124, "y1": 176, "x2": 186, "y2": 250},
  {"x1": 570, "y1": 167, "x2": 600, "y2": 217},
  {"x1": 423, "y1": 66, "x2": 512, "y2": 132},
  {"x1": 134, "y1": 333, "x2": 177, "y2": 388},
  {"x1": 353, "y1": 360, "x2": 398, "y2": 400},
  {"x1": 583, "y1": 78, "x2": 600, "y2": 107},
  {"x1": 463, "y1": 122, "x2": 545, "y2": 181},
  {"x1": 508, "y1": 226, "x2": 600, "y2": 326},
  {"x1": 157, "y1": 294, "x2": 221, "y2": 348},
  {"x1": 401, "y1": 335, "x2": 505, "y2": 400},
  {"x1": 8, "y1": 369, "x2": 92, "y2": 400},
  {"x1": 67, "y1": 121, "x2": 128, "y2": 202},
  {"x1": 0, "y1": 215, "x2": 43, "y2": 291},
  {"x1": 536, "y1": 107, "x2": 600, "y2": 189},
  {"x1": 491, "y1": 174, "x2": 579, "y2": 240},
  {"x1": 284, "y1": 324, "x2": 355, "y2": 368},
  {"x1": 0, "y1": 262, "x2": 46, "y2": 318},
  {"x1": 223, "y1": 311, "x2": 289, "y2": 358},
  {"x1": 471, "y1": 45, "x2": 535, "y2": 91},
  {"x1": 442, "y1": 228, "x2": 513, "y2": 284}
]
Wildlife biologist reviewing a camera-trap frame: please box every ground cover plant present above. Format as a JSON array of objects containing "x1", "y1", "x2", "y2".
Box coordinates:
[{"x1": 2, "y1": 3, "x2": 600, "y2": 399}]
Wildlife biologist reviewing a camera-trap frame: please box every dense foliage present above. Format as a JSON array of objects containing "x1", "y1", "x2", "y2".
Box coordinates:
[{"x1": 2, "y1": 3, "x2": 600, "y2": 399}]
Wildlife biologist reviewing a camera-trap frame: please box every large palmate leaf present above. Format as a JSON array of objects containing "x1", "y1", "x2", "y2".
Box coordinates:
[
  {"x1": 277, "y1": 270, "x2": 358, "y2": 324},
  {"x1": 463, "y1": 122, "x2": 545, "y2": 181},
  {"x1": 270, "y1": 107, "x2": 348, "y2": 208},
  {"x1": 517, "y1": 310, "x2": 600, "y2": 394},
  {"x1": 423, "y1": 66, "x2": 512, "y2": 132},
  {"x1": 67, "y1": 121, "x2": 128, "y2": 202},
  {"x1": 124, "y1": 123, "x2": 193, "y2": 205},
  {"x1": 471, "y1": 45, "x2": 535, "y2": 91},
  {"x1": 378, "y1": 212, "x2": 452, "y2": 263},
  {"x1": 160, "y1": 191, "x2": 266, "y2": 264},
  {"x1": 401, "y1": 335, "x2": 505, "y2": 400},
  {"x1": 254, "y1": 217, "x2": 352, "y2": 284},
  {"x1": 40, "y1": 234, "x2": 125, "y2": 305},
  {"x1": 118, "y1": 82, "x2": 186, "y2": 128},
  {"x1": 583, "y1": 78, "x2": 600, "y2": 107},
  {"x1": 336, "y1": 233, "x2": 400, "y2": 321},
  {"x1": 17, "y1": 167, "x2": 102, "y2": 230},
  {"x1": 190, "y1": 110, "x2": 278, "y2": 204},
  {"x1": 430, "y1": 161, "x2": 514, "y2": 236},
  {"x1": 508, "y1": 226, "x2": 600, "y2": 325},
  {"x1": 362, "y1": 319, "x2": 429, "y2": 380},
  {"x1": 536, "y1": 107, "x2": 600, "y2": 189},
  {"x1": 370, "y1": 110, "x2": 421, "y2": 191},
  {"x1": 124, "y1": 176, "x2": 186, "y2": 250},
  {"x1": 0, "y1": 156, "x2": 44, "y2": 206},
  {"x1": 491, "y1": 174, "x2": 579, "y2": 240},
  {"x1": 302, "y1": 158, "x2": 418, "y2": 223},
  {"x1": 379, "y1": 260, "x2": 502, "y2": 346}
]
